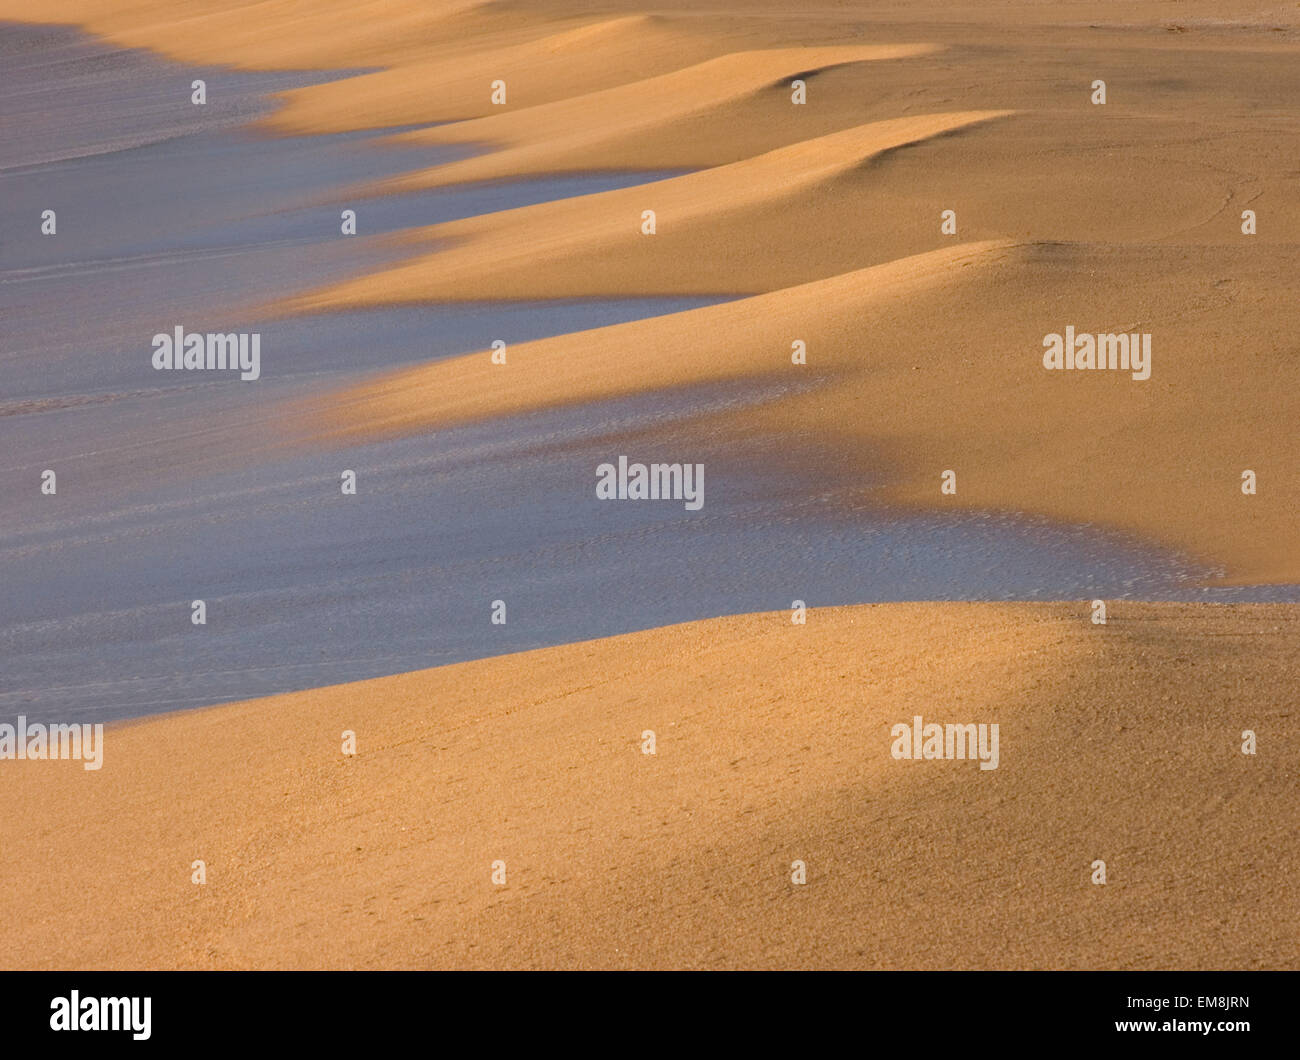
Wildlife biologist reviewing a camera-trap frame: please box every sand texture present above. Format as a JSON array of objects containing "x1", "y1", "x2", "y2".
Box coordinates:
[
  {"x1": 2, "y1": 0, "x2": 1298, "y2": 972},
  {"x1": 2, "y1": 602, "x2": 1296, "y2": 970}
]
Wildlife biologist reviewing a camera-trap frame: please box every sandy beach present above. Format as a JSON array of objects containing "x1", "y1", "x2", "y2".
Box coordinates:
[
  {"x1": 2, "y1": 0, "x2": 1297, "y2": 971},
  {"x1": 2, "y1": 602, "x2": 1297, "y2": 969}
]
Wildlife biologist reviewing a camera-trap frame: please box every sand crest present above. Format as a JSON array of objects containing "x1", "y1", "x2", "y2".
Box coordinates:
[
  {"x1": 284, "y1": 112, "x2": 1012, "y2": 309},
  {"x1": 302, "y1": 237, "x2": 1300, "y2": 585},
  {"x1": 367, "y1": 44, "x2": 944, "y2": 189}
]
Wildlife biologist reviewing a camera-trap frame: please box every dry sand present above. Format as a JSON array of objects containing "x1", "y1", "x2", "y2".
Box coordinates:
[
  {"x1": 248, "y1": 1, "x2": 1297, "y2": 585},
  {"x1": 263, "y1": 15, "x2": 734, "y2": 134},
  {"x1": 1, "y1": 603, "x2": 1295, "y2": 970},
  {"x1": 4, "y1": 0, "x2": 1298, "y2": 971},
  {"x1": 360, "y1": 44, "x2": 946, "y2": 188},
  {"x1": 282, "y1": 111, "x2": 1013, "y2": 306},
  {"x1": 300, "y1": 238, "x2": 1300, "y2": 585}
]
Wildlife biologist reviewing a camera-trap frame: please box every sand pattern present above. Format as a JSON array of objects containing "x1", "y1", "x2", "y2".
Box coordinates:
[{"x1": 1, "y1": 0, "x2": 1298, "y2": 970}]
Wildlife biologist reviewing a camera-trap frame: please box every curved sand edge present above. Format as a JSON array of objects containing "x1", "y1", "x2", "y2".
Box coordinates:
[
  {"x1": 282, "y1": 111, "x2": 1012, "y2": 311},
  {"x1": 298, "y1": 235, "x2": 1300, "y2": 586},
  {"x1": 261, "y1": 15, "x2": 721, "y2": 134},
  {"x1": 371, "y1": 44, "x2": 945, "y2": 190},
  {"x1": 2, "y1": 602, "x2": 1295, "y2": 969},
  {"x1": 300, "y1": 239, "x2": 1017, "y2": 434}
]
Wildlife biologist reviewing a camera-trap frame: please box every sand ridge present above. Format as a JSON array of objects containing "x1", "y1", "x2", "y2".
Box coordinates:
[
  {"x1": 297, "y1": 236, "x2": 1300, "y2": 585},
  {"x1": 367, "y1": 44, "x2": 946, "y2": 189},
  {"x1": 262, "y1": 15, "x2": 725, "y2": 133},
  {"x1": 282, "y1": 111, "x2": 1013, "y2": 309},
  {"x1": 300, "y1": 239, "x2": 1017, "y2": 432}
]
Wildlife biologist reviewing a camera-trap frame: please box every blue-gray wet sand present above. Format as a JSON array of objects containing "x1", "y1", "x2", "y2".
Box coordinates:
[{"x1": 2, "y1": 24, "x2": 1295, "y2": 726}]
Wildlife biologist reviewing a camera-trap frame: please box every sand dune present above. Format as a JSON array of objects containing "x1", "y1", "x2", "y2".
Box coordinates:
[
  {"x1": 272, "y1": 28, "x2": 1300, "y2": 308},
  {"x1": 307, "y1": 240, "x2": 1013, "y2": 430},
  {"x1": 303, "y1": 237, "x2": 1300, "y2": 585},
  {"x1": 264, "y1": 15, "x2": 727, "y2": 133},
  {"x1": 2, "y1": 602, "x2": 1295, "y2": 969},
  {"x1": 366, "y1": 44, "x2": 943, "y2": 188},
  {"x1": 285, "y1": 111, "x2": 1011, "y2": 309}
]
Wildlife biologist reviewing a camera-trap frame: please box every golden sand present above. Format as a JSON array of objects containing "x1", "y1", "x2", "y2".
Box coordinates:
[
  {"x1": 283, "y1": 112, "x2": 1012, "y2": 307},
  {"x1": 264, "y1": 15, "x2": 726, "y2": 134},
  {"x1": 3, "y1": 0, "x2": 1297, "y2": 972},
  {"x1": 1, "y1": 603, "x2": 1295, "y2": 969},
  {"x1": 364, "y1": 44, "x2": 945, "y2": 189},
  {"x1": 299, "y1": 237, "x2": 1300, "y2": 585}
]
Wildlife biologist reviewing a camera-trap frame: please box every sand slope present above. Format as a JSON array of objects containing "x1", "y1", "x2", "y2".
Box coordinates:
[
  {"x1": 1, "y1": 602, "x2": 1295, "y2": 970},
  {"x1": 367, "y1": 44, "x2": 944, "y2": 189},
  {"x1": 301, "y1": 238, "x2": 1300, "y2": 585},
  {"x1": 264, "y1": 15, "x2": 726, "y2": 133},
  {"x1": 285, "y1": 111, "x2": 1011, "y2": 308},
  {"x1": 306, "y1": 240, "x2": 1013, "y2": 428},
  {"x1": 16, "y1": 1, "x2": 1300, "y2": 595}
]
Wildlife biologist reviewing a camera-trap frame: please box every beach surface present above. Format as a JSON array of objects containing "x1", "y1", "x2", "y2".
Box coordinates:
[
  {"x1": 1, "y1": 602, "x2": 1296, "y2": 969},
  {"x1": 5, "y1": 2, "x2": 1297, "y2": 588},
  {"x1": 2, "y1": 0, "x2": 1298, "y2": 971}
]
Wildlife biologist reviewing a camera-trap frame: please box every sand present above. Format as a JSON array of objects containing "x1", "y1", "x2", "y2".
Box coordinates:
[
  {"x1": 0, "y1": 1, "x2": 499, "y2": 69},
  {"x1": 282, "y1": 112, "x2": 1014, "y2": 306},
  {"x1": 245, "y1": 3, "x2": 1298, "y2": 585},
  {"x1": 4, "y1": 0, "x2": 1298, "y2": 971},
  {"x1": 262, "y1": 15, "x2": 729, "y2": 134},
  {"x1": 298, "y1": 238, "x2": 1300, "y2": 585},
  {"x1": 1, "y1": 602, "x2": 1295, "y2": 970},
  {"x1": 360, "y1": 44, "x2": 946, "y2": 189}
]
